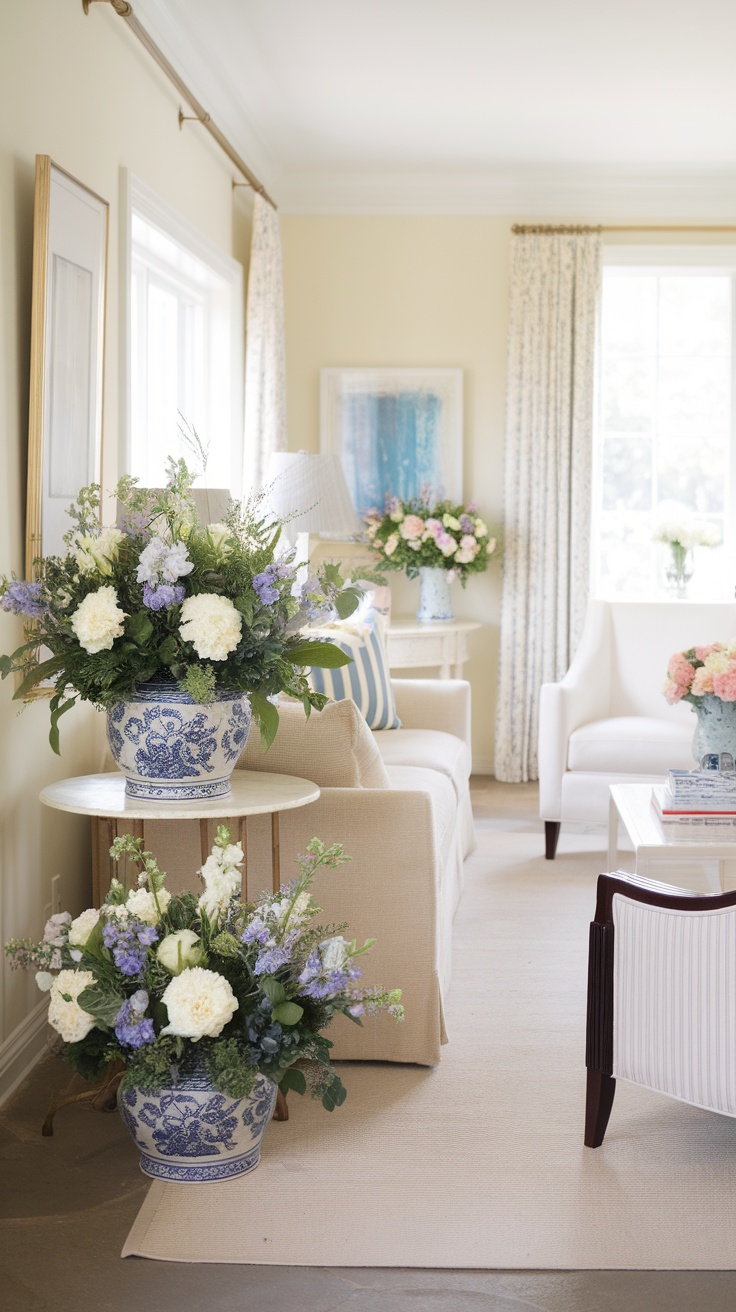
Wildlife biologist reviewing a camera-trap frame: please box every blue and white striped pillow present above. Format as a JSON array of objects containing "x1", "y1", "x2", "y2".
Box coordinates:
[{"x1": 308, "y1": 613, "x2": 401, "y2": 730}]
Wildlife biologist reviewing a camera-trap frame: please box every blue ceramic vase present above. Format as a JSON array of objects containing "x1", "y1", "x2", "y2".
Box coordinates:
[
  {"x1": 691, "y1": 694, "x2": 736, "y2": 767},
  {"x1": 417, "y1": 566, "x2": 455, "y2": 623},
  {"x1": 118, "y1": 1066, "x2": 278, "y2": 1183},
  {"x1": 106, "y1": 679, "x2": 251, "y2": 801}
]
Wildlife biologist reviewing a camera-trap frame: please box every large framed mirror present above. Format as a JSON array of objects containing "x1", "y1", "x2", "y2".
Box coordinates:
[{"x1": 26, "y1": 155, "x2": 109, "y2": 577}]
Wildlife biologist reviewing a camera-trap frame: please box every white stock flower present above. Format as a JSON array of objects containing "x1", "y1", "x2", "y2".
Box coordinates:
[
  {"x1": 157, "y1": 929, "x2": 203, "y2": 975},
  {"x1": 126, "y1": 887, "x2": 171, "y2": 925},
  {"x1": 68, "y1": 908, "x2": 100, "y2": 947},
  {"x1": 47, "y1": 969, "x2": 96, "y2": 1043},
  {"x1": 71, "y1": 586, "x2": 127, "y2": 654},
  {"x1": 383, "y1": 534, "x2": 399, "y2": 557},
  {"x1": 179, "y1": 593, "x2": 242, "y2": 661},
  {"x1": 160, "y1": 966, "x2": 238, "y2": 1040},
  {"x1": 198, "y1": 844, "x2": 243, "y2": 920}
]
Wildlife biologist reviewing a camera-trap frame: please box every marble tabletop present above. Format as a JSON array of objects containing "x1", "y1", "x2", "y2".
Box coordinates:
[{"x1": 40, "y1": 770, "x2": 320, "y2": 820}]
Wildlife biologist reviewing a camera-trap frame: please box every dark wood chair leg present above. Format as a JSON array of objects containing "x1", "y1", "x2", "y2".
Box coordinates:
[
  {"x1": 545, "y1": 821, "x2": 561, "y2": 860},
  {"x1": 584, "y1": 1068, "x2": 616, "y2": 1147}
]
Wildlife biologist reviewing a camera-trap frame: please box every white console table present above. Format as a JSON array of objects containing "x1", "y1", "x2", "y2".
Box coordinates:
[{"x1": 386, "y1": 617, "x2": 481, "y2": 679}]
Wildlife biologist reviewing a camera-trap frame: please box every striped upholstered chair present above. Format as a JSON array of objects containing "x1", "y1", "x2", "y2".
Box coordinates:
[{"x1": 585, "y1": 870, "x2": 736, "y2": 1147}]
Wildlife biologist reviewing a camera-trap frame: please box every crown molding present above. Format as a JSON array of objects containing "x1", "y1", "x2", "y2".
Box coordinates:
[{"x1": 274, "y1": 168, "x2": 736, "y2": 217}]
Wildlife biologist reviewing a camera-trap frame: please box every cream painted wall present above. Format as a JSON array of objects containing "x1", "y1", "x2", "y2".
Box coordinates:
[
  {"x1": 280, "y1": 217, "x2": 736, "y2": 773},
  {"x1": 281, "y1": 216, "x2": 509, "y2": 772},
  {"x1": 0, "y1": 0, "x2": 248, "y2": 1095}
]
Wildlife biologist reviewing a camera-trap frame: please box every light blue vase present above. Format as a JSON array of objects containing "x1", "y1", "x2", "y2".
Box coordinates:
[
  {"x1": 118, "y1": 1067, "x2": 277, "y2": 1183},
  {"x1": 691, "y1": 694, "x2": 736, "y2": 767},
  {"x1": 106, "y1": 680, "x2": 251, "y2": 801},
  {"x1": 417, "y1": 566, "x2": 455, "y2": 623}
]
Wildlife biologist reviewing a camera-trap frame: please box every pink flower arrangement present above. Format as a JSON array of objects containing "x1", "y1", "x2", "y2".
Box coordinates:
[
  {"x1": 364, "y1": 495, "x2": 498, "y2": 584},
  {"x1": 663, "y1": 641, "x2": 736, "y2": 705}
]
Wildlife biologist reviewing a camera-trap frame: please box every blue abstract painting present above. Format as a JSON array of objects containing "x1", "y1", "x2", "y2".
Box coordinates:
[{"x1": 322, "y1": 369, "x2": 463, "y2": 519}]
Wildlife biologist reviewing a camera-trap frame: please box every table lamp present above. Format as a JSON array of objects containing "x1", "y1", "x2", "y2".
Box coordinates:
[{"x1": 262, "y1": 451, "x2": 362, "y2": 562}]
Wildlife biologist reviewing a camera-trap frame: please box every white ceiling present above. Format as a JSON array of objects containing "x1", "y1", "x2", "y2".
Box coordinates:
[{"x1": 132, "y1": 0, "x2": 736, "y2": 214}]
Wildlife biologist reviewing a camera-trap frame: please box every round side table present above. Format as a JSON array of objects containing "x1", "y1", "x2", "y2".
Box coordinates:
[{"x1": 40, "y1": 769, "x2": 320, "y2": 906}]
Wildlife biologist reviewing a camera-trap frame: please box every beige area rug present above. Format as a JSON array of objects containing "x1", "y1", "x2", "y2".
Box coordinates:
[{"x1": 123, "y1": 787, "x2": 736, "y2": 1267}]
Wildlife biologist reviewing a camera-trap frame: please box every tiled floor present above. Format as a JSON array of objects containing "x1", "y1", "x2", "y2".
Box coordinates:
[{"x1": 1, "y1": 780, "x2": 735, "y2": 1311}]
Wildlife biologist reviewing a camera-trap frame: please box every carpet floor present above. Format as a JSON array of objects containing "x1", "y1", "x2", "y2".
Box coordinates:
[{"x1": 123, "y1": 791, "x2": 736, "y2": 1267}]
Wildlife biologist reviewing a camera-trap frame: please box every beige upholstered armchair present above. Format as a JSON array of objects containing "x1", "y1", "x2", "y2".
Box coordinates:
[
  {"x1": 585, "y1": 869, "x2": 736, "y2": 1147},
  {"x1": 539, "y1": 599, "x2": 736, "y2": 859}
]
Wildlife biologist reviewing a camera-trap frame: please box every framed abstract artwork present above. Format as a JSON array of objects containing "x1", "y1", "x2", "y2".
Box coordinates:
[
  {"x1": 320, "y1": 367, "x2": 463, "y2": 518},
  {"x1": 26, "y1": 155, "x2": 109, "y2": 574}
]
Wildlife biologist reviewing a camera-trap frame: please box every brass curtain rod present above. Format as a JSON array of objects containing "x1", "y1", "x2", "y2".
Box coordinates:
[
  {"x1": 83, "y1": 0, "x2": 277, "y2": 209},
  {"x1": 512, "y1": 223, "x2": 736, "y2": 235}
]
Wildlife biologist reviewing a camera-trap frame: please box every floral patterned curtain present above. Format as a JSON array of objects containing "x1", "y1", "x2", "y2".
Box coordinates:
[
  {"x1": 244, "y1": 194, "x2": 288, "y2": 490},
  {"x1": 494, "y1": 230, "x2": 601, "y2": 782}
]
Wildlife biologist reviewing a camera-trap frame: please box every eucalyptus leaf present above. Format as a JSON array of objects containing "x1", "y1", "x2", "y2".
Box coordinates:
[
  {"x1": 260, "y1": 977, "x2": 286, "y2": 1005},
  {"x1": 250, "y1": 692, "x2": 280, "y2": 749},
  {"x1": 272, "y1": 1001, "x2": 304, "y2": 1026},
  {"x1": 287, "y1": 640, "x2": 352, "y2": 669}
]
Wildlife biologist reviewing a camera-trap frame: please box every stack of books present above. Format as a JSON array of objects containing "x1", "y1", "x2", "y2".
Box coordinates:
[{"x1": 652, "y1": 769, "x2": 736, "y2": 825}]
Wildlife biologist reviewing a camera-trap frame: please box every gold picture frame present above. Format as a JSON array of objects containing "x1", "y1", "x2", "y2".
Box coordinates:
[{"x1": 23, "y1": 156, "x2": 109, "y2": 698}]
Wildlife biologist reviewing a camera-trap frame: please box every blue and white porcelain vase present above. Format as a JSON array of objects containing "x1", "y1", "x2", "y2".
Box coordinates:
[
  {"x1": 118, "y1": 1066, "x2": 278, "y2": 1183},
  {"x1": 107, "y1": 679, "x2": 251, "y2": 801},
  {"x1": 691, "y1": 694, "x2": 736, "y2": 767},
  {"x1": 417, "y1": 566, "x2": 455, "y2": 623}
]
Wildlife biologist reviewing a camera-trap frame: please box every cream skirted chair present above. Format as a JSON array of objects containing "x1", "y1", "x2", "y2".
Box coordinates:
[
  {"x1": 585, "y1": 869, "x2": 736, "y2": 1147},
  {"x1": 538, "y1": 599, "x2": 736, "y2": 859}
]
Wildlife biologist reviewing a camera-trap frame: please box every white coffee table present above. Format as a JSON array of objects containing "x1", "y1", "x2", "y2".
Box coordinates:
[
  {"x1": 609, "y1": 783, "x2": 736, "y2": 891},
  {"x1": 40, "y1": 770, "x2": 320, "y2": 906}
]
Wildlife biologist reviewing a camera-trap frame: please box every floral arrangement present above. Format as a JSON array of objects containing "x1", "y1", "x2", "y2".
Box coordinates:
[
  {"x1": 364, "y1": 494, "x2": 497, "y2": 583},
  {"x1": 5, "y1": 830, "x2": 402, "y2": 1109},
  {"x1": 663, "y1": 642, "x2": 736, "y2": 705},
  {"x1": 652, "y1": 505, "x2": 721, "y2": 553},
  {"x1": 0, "y1": 455, "x2": 362, "y2": 751}
]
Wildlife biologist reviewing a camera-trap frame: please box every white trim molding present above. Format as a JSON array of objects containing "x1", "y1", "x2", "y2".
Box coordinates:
[{"x1": 0, "y1": 1000, "x2": 50, "y2": 1108}]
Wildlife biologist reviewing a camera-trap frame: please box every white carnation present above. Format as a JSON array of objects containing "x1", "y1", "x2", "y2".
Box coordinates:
[
  {"x1": 47, "y1": 969, "x2": 96, "y2": 1043},
  {"x1": 160, "y1": 966, "x2": 238, "y2": 1040},
  {"x1": 126, "y1": 887, "x2": 171, "y2": 925},
  {"x1": 178, "y1": 593, "x2": 242, "y2": 661},
  {"x1": 71, "y1": 586, "x2": 127, "y2": 654},
  {"x1": 68, "y1": 907, "x2": 100, "y2": 947}
]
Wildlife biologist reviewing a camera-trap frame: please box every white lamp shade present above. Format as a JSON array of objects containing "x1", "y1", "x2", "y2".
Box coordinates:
[{"x1": 262, "y1": 452, "x2": 362, "y2": 537}]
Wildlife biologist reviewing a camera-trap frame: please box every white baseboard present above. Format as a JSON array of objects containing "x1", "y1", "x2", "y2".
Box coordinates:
[{"x1": 0, "y1": 1000, "x2": 50, "y2": 1108}]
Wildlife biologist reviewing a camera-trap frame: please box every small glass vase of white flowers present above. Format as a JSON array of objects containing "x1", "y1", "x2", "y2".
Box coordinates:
[
  {"x1": 5, "y1": 831, "x2": 402, "y2": 1182},
  {"x1": 652, "y1": 504, "x2": 721, "y2": 599}
]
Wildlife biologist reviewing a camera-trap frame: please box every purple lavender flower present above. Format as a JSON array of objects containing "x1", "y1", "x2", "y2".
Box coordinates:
[
  {"x1": 2, "y1": 581, "x2": 47, "y2": 618},
  {"x1": 117, "y1": 509, "x2": 151, "y2": 538},
  {"x1": 297, "y1": 941, "x2": 361, "y2": 1001},
  {"x1": 252, "y1": 564, "x2": 281, "y2": 606},
  {"x1": 142, "y1": 583, "x2": 186, "y2": 611},
  {"x1": 114, "y1": 990, "x2": 155, "y2": 1049},
  {"x1": 254, "y1": 945, "x2": 292, "y2": 975},
  {"x1": 102, "y1": 917, "x2": 157, "y2": 976},
  {"x1": 459, "y1": 514, "x2": 475, "y2": 534}
]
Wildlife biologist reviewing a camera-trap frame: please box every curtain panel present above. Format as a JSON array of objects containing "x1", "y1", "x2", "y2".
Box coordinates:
[
  {"x1": 494, "y1": 231, "x2": 601, "y2": 783},
  {"x1": 243, "y1": 194, "x2": 288, "y2": 490}
]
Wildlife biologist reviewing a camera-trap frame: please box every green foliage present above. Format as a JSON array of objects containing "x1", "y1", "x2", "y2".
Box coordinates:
[
  {"x1": 204, "y1": 1039, "x2": 258, "y2": 1100},
  {"x1": 121, "y1": 1037, "x2": 180, "y2": 1093},
  {"x1": 65, "y1": 1028, "x2": 118, "y2": 1083},
  {"x1": 179, "y1": 663, "x2": 217, "y2": 704},
  {"x1": 278, "y1": 1066, "x2": 307, "y2": 1097},
  {"x1": 77, "y1": 983, "x2": 125, "y2": 1029},
  {"x1": 272, "y1": 1001, "x2": 304, "y2": 1026}
]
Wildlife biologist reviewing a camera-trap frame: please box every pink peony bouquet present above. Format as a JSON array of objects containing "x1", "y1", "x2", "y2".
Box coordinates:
[
  {"x1": 663, "y1": 642, "x2": 736, "y2": 706},
  {"x1": 364, "y1": 494, "x2": 498, "y2": 583}
]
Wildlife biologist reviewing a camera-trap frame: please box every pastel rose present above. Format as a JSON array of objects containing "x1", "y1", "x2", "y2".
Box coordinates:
[
  {"x1": 713, "y1": 670, "x2": 736, "y2": 702},
  {"x1": 399, "y1": 515, "x2": 425, "y2": 541},
  {"x1": 383, "y1": 534, "x2": 399, "y2": 557},
  {"x1": 663, "y1": 677, "x2": 685, "y2": 705},
  {"x1": 691, "y1": 667, "x2": 715, "y2": 696}
]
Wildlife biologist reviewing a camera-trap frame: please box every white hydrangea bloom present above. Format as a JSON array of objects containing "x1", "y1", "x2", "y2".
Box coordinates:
[
  {"x1": 178, "y1": 593, "x2": 242, "y2": 661},
  {"x1": 126, "y1": 887, "x2": 171, "y2": 925},
  {"x1": 160, "y1": 966, "x2": 238, "y2": 1040},
  {"x1": 68, "y1": 907, "x2": 100, "y2": 947},
  {"x1": 47, "y1": 969, "x2": 96, "y2": 1043},
  {"x1": 70, "y1": 587, "x2": 127, "y2": 654}
]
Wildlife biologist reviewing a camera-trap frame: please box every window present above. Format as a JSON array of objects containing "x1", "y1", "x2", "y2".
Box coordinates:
[
  {"x1": 123, "y1": 174, "x2": 243, "y2": 494},
  {"x1": 592, "y1": 247, "x2": 736, "y2": 599}
]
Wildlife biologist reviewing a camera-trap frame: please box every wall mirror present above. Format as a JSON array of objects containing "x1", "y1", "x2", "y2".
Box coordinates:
[{"x1": 26, "y1": 155, "x2": 109, "y2": 577}]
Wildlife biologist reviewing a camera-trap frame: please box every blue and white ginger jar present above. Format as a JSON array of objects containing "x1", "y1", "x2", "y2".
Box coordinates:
[
  {"x1": 417, "y1": 566, "x2": 455, "y2": 623},
  {"x1": 118, "y1": 1067, "x2": 278, "y2": 1183},
  {"x1": 692, "y1": 694, "x2": 736, "y2": 768},
  {"x1": 107, "y1": 679, "x2": 251, "y2": 801}
]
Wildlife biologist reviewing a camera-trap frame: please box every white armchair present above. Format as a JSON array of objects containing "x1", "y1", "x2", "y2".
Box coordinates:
[
  {"x1": 585, "y1": 870, "x2": 736, "y2": 1147},
  {"x1": 539, "y1": 600, "x2": 736, "y2": 858}
]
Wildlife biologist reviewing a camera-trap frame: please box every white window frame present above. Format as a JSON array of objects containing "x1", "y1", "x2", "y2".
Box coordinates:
[
  {"x1": 121, "y1": 171, "x2": 244, "y2": 494},
  {"x1": 593, "y1": 244, "x2": 736, "y2": 601}
]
